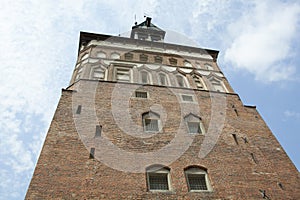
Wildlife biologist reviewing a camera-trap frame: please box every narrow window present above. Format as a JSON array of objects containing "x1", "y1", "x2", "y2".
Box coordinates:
[
  {"x1": 140, "y1": 71, "x2": 149, "y2": 84},
  {"x1": 89, "y1": 148, "x2": 95, "y2": 159},
  {"x1": 158, "y1": 73, "x2": 167, "y2": 86},
  {"x1": 146, "y1": 166, "x2": 170, "y2": 191},
  {"x1": 185, "y1": 167, "x2": 211, "y2": 192},
  {"x1": 232, "y1": 134, "x2": 238, "y2": 145},
  {"x1": 251, "y1": 153, "x2": 258, "y2": 164},
  {"x1": 95, "y1": 125, "x2": 102, "y2": 137},
  {"x1": 176, "y1": 75, "x2": 186, "y2": 87},
  {"x1": 76, "y1": 105, "x2": 82, "y2": 114}
]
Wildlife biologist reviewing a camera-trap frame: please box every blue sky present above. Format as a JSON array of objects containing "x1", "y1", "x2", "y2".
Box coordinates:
[{"x1": 0, "y1": 0, "x2": 299, "y2": 199}]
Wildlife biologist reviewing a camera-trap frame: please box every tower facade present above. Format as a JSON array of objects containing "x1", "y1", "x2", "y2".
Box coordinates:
[{"x1": 26, "y1": 18, "x2": 300, "y2": 199}]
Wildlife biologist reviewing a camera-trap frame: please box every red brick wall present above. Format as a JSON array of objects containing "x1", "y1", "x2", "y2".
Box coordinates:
[{"x1": 26, "y1": 80, "x2": 300, "y2": 199}]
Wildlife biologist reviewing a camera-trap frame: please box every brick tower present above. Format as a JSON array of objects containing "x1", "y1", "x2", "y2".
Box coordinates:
[{"x1": 26, "y1": 18, "x2": 300, "y2": 199}]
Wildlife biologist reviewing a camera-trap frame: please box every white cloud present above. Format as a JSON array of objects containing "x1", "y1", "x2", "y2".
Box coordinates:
[{"x1": 224, "y1": 1, "x2": 300, "y2": 82}]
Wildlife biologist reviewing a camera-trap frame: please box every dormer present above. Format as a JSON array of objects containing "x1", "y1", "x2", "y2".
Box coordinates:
[{"x1": 130, "y1": 17, "x2": 166, "y2": 42}]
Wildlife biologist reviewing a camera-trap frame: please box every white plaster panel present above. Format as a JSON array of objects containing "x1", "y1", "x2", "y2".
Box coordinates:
[
  {"x1": 180, "y1": 68, "x2": 193, "y2": 73},
  {"x1": 197, "y1": 70, "x2": 211, "y2": 76}
]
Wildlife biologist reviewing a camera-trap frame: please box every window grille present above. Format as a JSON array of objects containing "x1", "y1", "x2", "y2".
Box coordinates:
[
  {"x1": 125, "y1": 53, "x2": 133, "y2": 60},
  {"x1": 135, "y1": 91, "x2": 147, "y2": 98},
  {"x1": 148, "y1": 173, "x2": 169, "y2": 190},
  {"x1": 154, "y1": 56, "x2": 163, "y2": 64},
  {"x1": 186, "y1": 174, "x2": 207, "y2": 191}
]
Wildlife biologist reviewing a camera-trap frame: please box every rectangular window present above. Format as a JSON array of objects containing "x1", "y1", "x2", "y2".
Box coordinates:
[
  {"x1": 182, "y1": 95, "x2": 193, "y2": 102},
  {"x1": 141, "y1": 71, "x2": 148, "y2": 84},
  {"x1": 135, "y1": 91, "x2": 148, "y2": 98},
  {"x1": 93, "y1": 69, "x2": 104, "y2": 79},
  {"x1": 148, "y1": 173, "x2": 169, "y2": 190},
  {"x1": 177, "y1": 76, "x2": 185, "y2": 87},
  {"x1": 116, "y1": 68, "x2": 130, "y2": 82},
  {"x1": 188, "y1": 122, "x2": 201, "y2": 134},
  {"x1": 140, "y1": 54, "x2": 148, "y2": 62},
  {"x1": 159, "y1": 74, "x2": 167, "y2": 86},
  {"x1": 187, "y1": 174, "x2": 208, "y2": 191},
  {"x1": 145, "y1": 119, "x2": 159, "y2": 132}
]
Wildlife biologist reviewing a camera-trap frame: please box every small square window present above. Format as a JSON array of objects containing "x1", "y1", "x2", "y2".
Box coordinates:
[
  {"x1": 135, "y1": 91, "x2": 148, "y2": 98},
  {"x1": 145, "y1": 119, "x2": 159, "y2": 132},
  {"x1": 187, "y1": 174, "x2": 207, "y2": 191},
  {"x1": 148, "y1": 173, "x2": 169, "y2": 190}
]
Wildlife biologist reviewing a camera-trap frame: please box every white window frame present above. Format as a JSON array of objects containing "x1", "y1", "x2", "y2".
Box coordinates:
[
  {"x1": 90, "y1": 65, "x2": 106, "y2": 80},
  {"x1": 185, "y1": 167, "x2": 212, "y2": 192},
  {"x1": 147, "y1": 166, "x2": 171, "y2": 191},
  {"x1": 176, "y1": 75, "x2": 188, "y2": 88}
]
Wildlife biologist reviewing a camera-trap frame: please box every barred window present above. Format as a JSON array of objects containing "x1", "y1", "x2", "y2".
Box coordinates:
[
  {"x1": 182, "y1": 95, "x2": 193, "y2": 102},
  {"x1": 185, "y1": 167, "x2": 211, "y2": 192},
  {"x1": 147, "y1": 166, "x2": 170, "y2": 191},
  {"x1": 135, "y1": 91, "x2": 148, "y2": 98}
]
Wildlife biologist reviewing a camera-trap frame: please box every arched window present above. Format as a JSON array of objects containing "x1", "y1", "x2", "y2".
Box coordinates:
[
  {"x1": 208, "y1": 77, "x2": 227, "y2": 93},
  {"x1": 111, "y1": 52, "x2": 120, "y2": 60},
  {"x1": 142, "y1": 111, "x2": 160, "y2": 132},
  {"x1": 140, "y1": 71, "x2": 150, "y2": 84},
  {"x1": 184, "y1": 113, "x2": 205, "y2": 134},
  {"x1": 185, "y1": 167, "x2": 211, "y2": 192},
  {"x1": 158, "y1": 73, "x2": 168, "y2": 86},
  {"x1": 146, "y1": 165, "x2": 171, "y2": 191},
  {"x1": 176, "y1": 75, "x2": 187, "y2": 88}
]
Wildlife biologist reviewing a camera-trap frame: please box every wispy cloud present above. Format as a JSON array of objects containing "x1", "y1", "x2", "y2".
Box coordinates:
[{"x1": 284, "y1": 110, "x2": 300, "y2": 119}]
